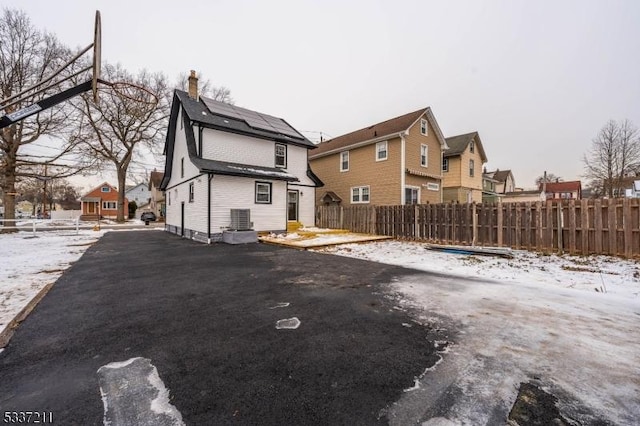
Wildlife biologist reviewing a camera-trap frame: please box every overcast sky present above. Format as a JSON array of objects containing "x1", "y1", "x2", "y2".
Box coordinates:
[{"x1": 5, "y1": 0, "x2": 640, "y2": 190}]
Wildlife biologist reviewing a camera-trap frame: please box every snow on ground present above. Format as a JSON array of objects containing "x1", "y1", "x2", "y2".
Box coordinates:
[
  {"x1": 0, "y1": 230, "x2": 105, "y2": 336},
  {"x1": 261, "y1": 232, "x2": 389, "y2": 248},
  {"x1": 315, "y1": 241, "x2": 640, "y2": 424},
  {"x1": 317, "y1": 240, "x2": 640, "y2": 299}
]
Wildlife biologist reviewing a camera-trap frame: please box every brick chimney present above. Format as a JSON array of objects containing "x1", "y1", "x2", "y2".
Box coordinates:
[{"x1": 188, "y1": 70, "x2": 198, "y2": 100}]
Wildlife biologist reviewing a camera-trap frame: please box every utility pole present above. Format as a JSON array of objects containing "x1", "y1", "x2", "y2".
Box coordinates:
[{"x1": 42, "y1": 164, "x2": 48, "y2": 218}]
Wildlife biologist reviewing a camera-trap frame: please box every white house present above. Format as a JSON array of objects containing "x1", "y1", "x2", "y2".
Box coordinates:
[
  {"x1": 125, "y1": 182, "x2": 150, "y2": 207},
  {"x1": 160, "y1": 72, "x2": 323, "y2": 243}
]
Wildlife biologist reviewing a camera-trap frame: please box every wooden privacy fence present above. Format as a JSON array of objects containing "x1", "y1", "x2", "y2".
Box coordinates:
[{"x1": 316, "y1": 199, "x2": 640, "y2": 257}]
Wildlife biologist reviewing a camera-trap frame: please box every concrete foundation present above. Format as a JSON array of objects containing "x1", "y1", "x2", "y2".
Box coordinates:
[{"x1": 222, "y1": 230, "x2": 258, "y2": 244}]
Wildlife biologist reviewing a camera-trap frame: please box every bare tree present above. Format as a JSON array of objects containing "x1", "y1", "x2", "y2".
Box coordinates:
[
  {"x1": 70, "y1": 63, "x2": 169, "y2": 222},
  {"x1": 583, "y1": 119, "x2": 640, "y2": 197},
  {"x1": 535, "y1": 173, "x2": 562, "y2": 187},
  {"x1": 0, "y1": 8, "x2": 90, "y2": 231},
  {"x1": 176, "y1": 71, "x2": 233, "y2": 104}
]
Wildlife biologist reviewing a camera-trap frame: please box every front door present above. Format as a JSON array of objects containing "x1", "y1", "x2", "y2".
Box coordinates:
[
  {"x1": 287, "y1": 190, "x2": 298, "y2": 221},
  {"x1": 88, "y1": 202, "x2": 95, "y2": 214}
]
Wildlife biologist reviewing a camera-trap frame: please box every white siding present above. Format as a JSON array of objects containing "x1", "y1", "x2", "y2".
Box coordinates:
[
  {"x1": 201, "y1": 129, "x2": 275, "y2": 168},
  {"x1": 286, "y1": 145, "x2": 315, "y2": 186},
  {"x1": 211, "y1": 175, "x2": 287, "y2": 232}
]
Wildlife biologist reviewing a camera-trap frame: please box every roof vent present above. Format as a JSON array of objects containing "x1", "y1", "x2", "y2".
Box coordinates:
[{"x1": 230, "y1": 209, "x2": 252, "y2": 231}]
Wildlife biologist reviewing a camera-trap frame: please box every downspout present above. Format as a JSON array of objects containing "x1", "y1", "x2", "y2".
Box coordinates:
[
  {"x1": 400, "y1": 132, "x2": 407, "y2": 205},
  {"x1": 207, "y1": 174, "x2": 214, "y2": 244}
]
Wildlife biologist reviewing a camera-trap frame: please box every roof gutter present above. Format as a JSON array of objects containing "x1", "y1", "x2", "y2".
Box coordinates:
[{"x1": 309, "y1": 132, "x2": 405, "y2": 160}]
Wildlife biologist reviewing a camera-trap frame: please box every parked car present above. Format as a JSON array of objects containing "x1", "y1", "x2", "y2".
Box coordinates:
[{"x1": 140, "y1": 211, "x2": 156, "y2": 222}]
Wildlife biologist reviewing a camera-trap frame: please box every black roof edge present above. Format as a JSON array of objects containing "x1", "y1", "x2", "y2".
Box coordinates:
[
  {"x1": 307, "y1": 164, "x2": 324, "y2": 187},
  {"x1": 160, "y1": 92, "x2": 180, "y2": 190}
]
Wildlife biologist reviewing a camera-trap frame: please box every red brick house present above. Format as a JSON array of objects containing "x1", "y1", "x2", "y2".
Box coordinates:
[{"x1": 80, "y1": 182, "x2": 129, "y2": 220}]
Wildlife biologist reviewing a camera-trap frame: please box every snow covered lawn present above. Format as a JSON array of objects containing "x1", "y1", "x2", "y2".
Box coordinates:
[
  {"x1": 314, "y1": 241, "x2": 640, "y2": 424},
  {"x1": 0, "y1": 230, "x2": 105, "y2": 338}
]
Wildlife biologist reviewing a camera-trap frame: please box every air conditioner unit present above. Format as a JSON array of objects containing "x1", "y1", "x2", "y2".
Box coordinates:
[{"x1": 230, "y1": 209, "x2": 252, "y2": 231}]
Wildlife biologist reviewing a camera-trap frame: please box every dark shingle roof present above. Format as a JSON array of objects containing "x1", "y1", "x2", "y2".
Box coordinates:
[
  {"x1": 491, "y1": 170, "x2": 513, "y2": 184},
  {"x1": 175, "y1": 90, "x2": 315, "y2": 148},
  {"x1": 149, "y1": 171, "x2": 163, "y2": 190},
  {"x1": 444, "y1": 131, "x2": 488, "y2": 162},
  {"x1": 311, "y1": 108, "x2": 427, "y2": 157}
]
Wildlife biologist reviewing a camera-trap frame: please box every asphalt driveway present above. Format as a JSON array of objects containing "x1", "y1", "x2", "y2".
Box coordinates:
[{"x1": 0, "y1": 231, "x2": 445, "y2": 425}]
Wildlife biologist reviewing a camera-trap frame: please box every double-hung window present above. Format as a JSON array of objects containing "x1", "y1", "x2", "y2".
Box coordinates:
[
  {"x1": 102, "y1": 201, "x2": 116, "y2": 209},
  {"x1": 420, "y1": 144, "x2": 428, "y2": 167},
  {"x1": 470, "y1": 140, "x2": 475, "y2": 153},
  {"x1": 442, "y1": 158, "x2": 449, "y2": 172},
  {"x1": 189, "y1": 182, "x2": 194, "y2": 202},
  {"x1": 101, "y1": 186, "x2": 110, "y2": 193},
  {"x1": 405, "y1": 187, "x2": 419, "y2": 205},
  {"x1": 376, "y1": 141, "x2": 388, "y2": 161},
  {"x1": 351, "y1": 186, "x2": 370, "y2": 204},
  {"x1": 255, "y1": 182, "x2": 272, "y2": 204},
  {"x1": 469, "y1": 159, "x2": 475, "y2": 177},
  {"x1": 420, "y1": 119, "x2": 428, "y2": 135},
  {"x1": 275, "y1": 144, "x2": 287, "y2": 168},
  {"x1": 340, "y1": 151, "x2": 349, "y2": 172}
]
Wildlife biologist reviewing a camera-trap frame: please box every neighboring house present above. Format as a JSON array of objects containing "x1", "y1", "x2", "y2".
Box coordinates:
[
  {"x1": 160, "y1": 72, "x2": 322, "y2": 243},
  {"x1": 624, "y1": 180, "x2": 640, "y2": 198},
  {"x1": 149, "y1": 170, "x2": 165, "y2": 219},
  {"x1": 485, "y1": 169, "x2": 516, "y2": 194},
  {"x1": 125, "y1": 183, "x2": 150, "y2": 207},
  {"x1": 80, "y1": 182, "x2": 128, "y2": 220},
  {"x1": 442, "y1": 132, "x2": 488, "y2": 203},
  {"x1": 501, "y1": 189, "x2": 544, "y2": 203},
  {"x1": 309, "y1": 107, "x2": 448, "y2": 206},
  {"x1": 482, "y1": 171, "x2": 500, "y2": 203},
  {"x1": 541, "y1": 180, "x2": 582, "y2": 200}
]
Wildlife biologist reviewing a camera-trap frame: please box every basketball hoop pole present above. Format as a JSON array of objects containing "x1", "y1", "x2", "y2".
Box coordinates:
[{"x1": 0, "y1": 11, "x2": 102, "y2": 130}]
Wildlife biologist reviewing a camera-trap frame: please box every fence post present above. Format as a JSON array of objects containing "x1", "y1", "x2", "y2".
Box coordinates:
[
  {"x1": 472, "y1": 203, "x2": 477, "y2": 246},
  {"x1": 497, "y1": 202, "x2": 503, "y2": 247},
  {"x1": 76, "y1": 217, "x2": 80, "y2": 235},
  {"x1": 608, "y1": 198, "x2": 617, "y2": 255},
  {"x1": 557, "y1": 202, "x2": 563, "y2": 253},
  {"x1": 623, "y1": 198, "x2": 632, "y2": 257},
  {"x1": 580, "y1": 199, "x2": 589, "y2": 255},
  {"x1": 339, "y1": 206, "x2": 344, "y2": 230}
]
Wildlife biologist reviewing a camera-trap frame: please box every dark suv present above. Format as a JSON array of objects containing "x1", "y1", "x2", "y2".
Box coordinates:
[{"x1": 140, "y1": 211, "x2": 156, "y2": 222}]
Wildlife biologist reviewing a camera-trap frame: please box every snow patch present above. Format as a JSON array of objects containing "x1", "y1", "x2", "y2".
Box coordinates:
[
  {"x1": 276, "y1": 317, "x2": 301, "y2": 329},
  {"x1": 268, "y1": 302, "x2": 290, "y2": 309}
]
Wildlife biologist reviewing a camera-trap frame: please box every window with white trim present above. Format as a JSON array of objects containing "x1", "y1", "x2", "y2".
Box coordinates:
[
  {"x1": 443, "y1": 158, "x2": 449, "y2": 172},
  {"x1": 181, "y1": 157, "x2": 184, "y2": 178},
  {"x1": 405, "y1": 187, "x2": 419, "y2": 205},
  {"x1": 420, "y1": 119, "x2": 428, "y2": 135},
  {"x1": 189, "y1": 182, "x2": 194, "y2": 202},
  {"x1": 420, "y1": 144, "x2": 428, "y2": 167},
  {"x1": 255, "y1": 182, "x2": 272, "y2": 204},
  {"x1": 470, "y1": 140, "x2": 475, "y2": 153},
  {"x1": 351, "y1": 186, "x2": 370, "y2": 204},
  {"x1": 101, "y1": 186, "x2": 110, "y2": 193},
  {"x1": 102, "y1": 201, "x2": 117, "y2": 209},
  {"x1": 469, "y1": 159, "x2": 475, "y2": 177},
  {"x1": 275, "y1": 144, "x2": 287, "y2": 168},
  {"x1": 340, "y1": 151, "x2": 349, "y2": 171},
  {"x1": 376, "y1": 141, "x2": 388, "y2": 161}
]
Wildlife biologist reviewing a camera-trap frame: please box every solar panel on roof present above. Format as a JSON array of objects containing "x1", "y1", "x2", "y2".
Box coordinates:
[{"x1": 201, "y1": 96, "x2": 303, "y2": 139}]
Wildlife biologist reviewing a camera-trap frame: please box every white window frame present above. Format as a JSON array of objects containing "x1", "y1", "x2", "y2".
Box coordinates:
[
  {"x1": 469, "y1": 159, "x2": 475, "y2": 177},
  {"x1": 420, "y1": 144, "x2": 428, "y2": 167},
  {"x1": 340, "y1": 151, "x2": 349, "y2": 172},
  {"x1": 351, "y1": 186, "x2": 370, "y2": 204},
  {"x1": 420, "y1": 119, "x2": 428, "y2": 136},
  {"x1": 255, "y1": 181, "x2": 272, "y2": 204},
  {"x1": 443, "y1": 157, "x2": 449, "y2": 172},
  {"x1": 102, "y1": 201, "x2": 117, "y2": 210},
  {"x1": 101, "y1": 186, "x2": 110, "y2": 193},
  {"x1": 470, "y1": 140, "x2": 475, "y2": 153},
  {"x1": 181, "y1": 157, "x2": 184, "y2": 178},
  {"x1": 426, "y1": 182, "x2": 439, "y2": 191},
  {"x1": 376, "y1": 141, "x2": 388, "y2": 161},
  {"x1": 275, "y1": 143, "x2": 287, "y2": 168},
  {"x1": 405, "y1": 186, "x2": 420, "y2": 205},
  {"x1": 188, "y1": 182, "x2": 194, "y2": 202}
]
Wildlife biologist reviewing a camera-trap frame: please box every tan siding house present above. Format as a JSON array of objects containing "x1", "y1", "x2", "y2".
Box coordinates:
[
  {"x1": 310, "y1": 108, "x2": 448, "y2": 206},
  {"x1": 442, "y1": 132, "x2": 488, "y2": 203}
]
